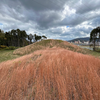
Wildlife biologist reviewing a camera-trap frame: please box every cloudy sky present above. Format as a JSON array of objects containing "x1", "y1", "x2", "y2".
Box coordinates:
[{"x1": 0, "y1": 0, "x2": 100, "y2": 40}]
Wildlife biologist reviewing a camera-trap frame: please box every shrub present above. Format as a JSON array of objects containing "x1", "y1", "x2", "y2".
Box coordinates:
[
  {"x1": 5, "y1": 46, "x2": 17, "y2": 50},
  {"x1": 0, "y1": 45, "x2": 7, "y2": 49}
]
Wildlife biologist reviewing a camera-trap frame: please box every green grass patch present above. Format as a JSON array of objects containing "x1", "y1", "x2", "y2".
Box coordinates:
[
  {"x1": 0, "y1": 49, "x2": 21, "y2": 63},
  {"x1": 35, "y1": 39, "x2": 63, "y2": 47},
  {"x1": 35, "y1": 39, "x2": 51, "y2": 46},
  {"x1": 79, "y1": 46, "x2": 100, "y2": 58},
  {"x1": 5, "y1": 46, "x2": 18, "y2": 50},
  {"x1": 88, "y1": 50, "x2": 100, "y2": 57}
]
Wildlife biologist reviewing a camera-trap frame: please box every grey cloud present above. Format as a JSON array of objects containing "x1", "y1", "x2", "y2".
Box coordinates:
[
  {"x1": 89, "y1": 17, "x2": 100, "y2": 27},
  {"x1": 18, "y1": 0, "x2": 68, "y2": 11},
  {"x1": 0, "y1": 0, "x2": 100, "y2": 40},
  {"x1": 35, "y1": 11, "x2": 62, "y2": 29},
  {"x1": 59, "y1": 10, "x2": 100, "y2": 27},
  {"x1": 74, "y1": 0, "x2": 100, "y2": 14},
  {"x1": 0, "y1": 0, "x2": 67, "y2": 29}
]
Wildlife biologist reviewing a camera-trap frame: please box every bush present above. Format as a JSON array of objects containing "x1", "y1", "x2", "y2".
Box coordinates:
[
  {"x1": 0, "y1": 45, "x2": 7, "y2": 49},
  {"x1": 5, "y1": 46, "x2": 17, "y2": 50}
]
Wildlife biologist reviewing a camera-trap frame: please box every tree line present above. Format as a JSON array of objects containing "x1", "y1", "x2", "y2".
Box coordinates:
[{"x1": 0, "y1": 29, "x2": 47, "y2": 47}]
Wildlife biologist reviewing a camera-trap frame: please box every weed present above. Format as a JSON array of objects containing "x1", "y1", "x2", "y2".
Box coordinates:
[{"x1": 39, "y1": 54, "x2": 42, "y2": 56}]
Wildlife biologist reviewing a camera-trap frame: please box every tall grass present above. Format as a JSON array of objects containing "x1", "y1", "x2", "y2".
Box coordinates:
[
  {"x1": 13, "y1": 39, "x2": 88, "y2": 55},
  {"x1": 0, "y1": 48, "x2": 100, "y2": 100}
]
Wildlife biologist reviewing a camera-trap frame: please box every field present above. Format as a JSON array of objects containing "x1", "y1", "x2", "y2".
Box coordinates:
[
  {"x1": 0, "y1": 39, "x2": 100, "y2": 100},
  {"x1": 0, "y1": 48, "x2": 100, "y2": 100},
  {"x1": 0, "y1": 39, "x2": 100, "y2": 63}
]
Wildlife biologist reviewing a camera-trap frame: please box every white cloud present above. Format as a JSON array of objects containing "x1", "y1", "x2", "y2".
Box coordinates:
[{"x1": 0, "y1": 0, "x2": 100, "y2": 40}]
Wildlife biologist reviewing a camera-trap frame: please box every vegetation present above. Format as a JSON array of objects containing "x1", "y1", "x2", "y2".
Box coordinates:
[
  {"x1": 1, "y1": 26, "x2": 100, "y2": 100},
  {"x1": 0, "y1": 39, "x2": 100, "y2": 63},
  {"x1": 0, "y1": 29, "x2": 47, "y2": 47},
  {"x1": 0, "y1": 48, "x2": 100, "y2": 100},
  {"x1": 0, "y1": 30, "x2": 6, "y2": 45},
  {"x1": 13, "y1": 39, "x2": 88, "y2": 55},
  {"x1": 4, "y1": 29, "x2": 28, "y2": 47},
  {"x1": 0, "y1": 49, "x2": 21, "y2": 62},
  {"x1": 5, "y1": 46, "x2": 18, "y2": 50},
  {"x1": 87, "y1": 49, "x2": 100, "y2": 58},
  {"x1": 90, "y1": 26, "x2": 100, "y2": 51}
]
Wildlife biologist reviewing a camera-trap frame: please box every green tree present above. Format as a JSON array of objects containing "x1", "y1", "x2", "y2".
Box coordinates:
[
  {"x1": 11, "y1": 29, "x2": 17, "y2": 46},
  {"x1": 34, "y1": 34, "x2": 41, "y2": 41},
  {"x1": 10, "y1": 29, "x2": 27, "y2": 47},
  {"x1": 0, "y1": 29, "x2": 5, "y2": 45},
  {"x1": 20, "y1": 30, "x2": 27, "y2": 46},
  {"x1": 16, "y1": 29, "x2": 21, "y2": 47},
  {"x1": 90, "y1": 26, "x2": 100, "y2": 51},
  {"x1": 42, "y1": 35, "x2": 47, "y2": 40},
  {"x1": 5, "y1": 32, "x2": 11, "y2": 46}
]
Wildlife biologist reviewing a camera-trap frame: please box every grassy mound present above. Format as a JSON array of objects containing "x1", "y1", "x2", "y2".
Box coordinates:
[
  {"x1": 0, "y1": 48, "x2": 100, "y2": 100},
  {"x1": 13, "y1": 39, "x2": 88, "y2": 55}
]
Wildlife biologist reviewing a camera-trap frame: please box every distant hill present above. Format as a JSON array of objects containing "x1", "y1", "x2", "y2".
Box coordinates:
[{"x1": 68, "y1": 37, "x2": 90, "y2": 42}]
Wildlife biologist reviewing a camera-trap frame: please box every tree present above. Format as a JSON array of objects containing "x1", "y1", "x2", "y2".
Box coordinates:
[
  {"x1": 34, "y1": 34, "x2": 41, "y2": 41},
  {"x1": 42, "y1": 35, "x2": 47, "y2": 40},
  {"x1": 28, "y1": 34, "x2": 33, "y2": 44},
  {"x1": 0, "y1": 29, "x2": 5, "y2": 45},
  {"x1": 16, "y1": 29, "x2": 21, "y2": 47},
  {"x1": 5, "y1": 29, "x2": 28, "y2": 47},
  {"x1": 20, "y1": 30, "x2": 27, "y2": 46},
  {"x1": 11, "y1": 29, "x2": 17, "y2": 46},
  {"x1": 90, "y1": 26, "x2": 100, "y2": 51},
  {"x1": 5, "y1": 32, "x2": 11, "y2": 46}
]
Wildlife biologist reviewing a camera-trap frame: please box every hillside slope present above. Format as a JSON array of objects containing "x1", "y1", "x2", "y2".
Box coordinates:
[
  {"x1": 13, "y1": 39, "x2": 88, "y2": 55},
  {"x1": 0, "y1": 48, "x2": 100, "y2": 100}
]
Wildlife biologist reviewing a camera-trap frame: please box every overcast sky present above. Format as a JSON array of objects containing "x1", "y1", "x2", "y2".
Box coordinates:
[{"x1": 0, "y1": 0, "x2": 100, "y2": 40}]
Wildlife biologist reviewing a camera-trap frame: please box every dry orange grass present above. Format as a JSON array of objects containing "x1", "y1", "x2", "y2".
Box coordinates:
[{"x1": 0, "y1": 48, "x2": 100, "y2": 100}]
